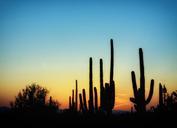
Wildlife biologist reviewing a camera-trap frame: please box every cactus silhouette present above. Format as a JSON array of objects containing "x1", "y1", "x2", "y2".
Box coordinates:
[
  {"x1": 100, "y1": 59, "x2": 104, "y2": 110},
  {"x1": 94, "y1": 87, "x2": 98, "y2": 111},
  {"x1": 68, "y1": 80, "x2": 79, "y2": 111},
  {"x1": 130, "y1": 48, "x2": 154, "y2": 113},
  {"x1": 89, "y1": 57, "x2": 94, "y2": 113},
  {"x1": 159, "y1": 83, "x2": 167, "y2": 106},
  {"x1": 159, "y1": 83, "x2": 163, "y2": 106},
  {"x1": 75, "y1": 80, "x2": 78, "y2": 111},
  {"x1": 110, "y1": 39, "x2": 114, "y2": 83},
  {"x1": 158, "y1": 83, "x2": 167, "y2": 111},
  {"x1": 72, "y1": 89, "x2": 75, "y2": 110},
  {"x1": 69, "y1": 96, "x2": 72, "y2": 110},
  {"x1": 79, "y1": 93, "x2": 83, "y2": 112},
  {"x1": 68, "y1": 39, "x2": 116, "y2": 114},
  {"x1": 99, "y1": 39, "x2": 115, "y2": 114},
  {"x1": 156, "y1": 83, "x2": 177, "y2": 112},
  {"x1": 82, "y1": 89, "x2": 88, "y2": 111}
]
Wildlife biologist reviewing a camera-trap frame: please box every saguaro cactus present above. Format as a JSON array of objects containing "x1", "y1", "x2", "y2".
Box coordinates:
[
  {"x1": 89, "y1": 57, "x2": 94, "y2": 113},
  {"x1": 130, "y1": 48, "x2": 154, "y2": 113},
  {"x1": 79, "y1": 93, "x2": 83, "y2": 112},
  {"x1": 82, "y1": 89, "x2": 87, "y2": 111},
  {"x1": 109, "y1": 39, "x2": 115, "y2": 110},
  {"x1": 99, "y1": 39, "x2": 115, "y2": 114},
  {"x1": 159, "y1": 83, "x2": 163, "y2": 106},
  {"x1": 69, "y1": 96, "x2": 72, "y2": 109},
  {"x1": 72, "y1": 89, "x2": 75, "y2": 110},
  {"x1": 100, "y1": 59, "x2": 104, "y2": 109},
  {"x1": 158, "y1": 83, "x2": 167, "y2": 111},
  {"x1": 94, "y1": 87, "x2": 98, "y2": 111},
  {"x1": 110, "y1": 39, "x2": 114, "y2": 83},
  {"x1": 75, "y1": 80, "x2": 78, "y2": 111}
]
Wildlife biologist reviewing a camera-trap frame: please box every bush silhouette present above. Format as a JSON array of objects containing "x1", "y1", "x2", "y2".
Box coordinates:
[
  {"x1": 156, "y1": 84, "x2": 177, "y2": 112},
  {"x1": 10, "y1": 83, "x2": 59, "y2": 113}
]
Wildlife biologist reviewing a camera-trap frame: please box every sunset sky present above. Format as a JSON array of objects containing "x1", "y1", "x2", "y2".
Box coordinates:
[{"x1": 0, "y1": 0, "x2": 177, "y2": 110}]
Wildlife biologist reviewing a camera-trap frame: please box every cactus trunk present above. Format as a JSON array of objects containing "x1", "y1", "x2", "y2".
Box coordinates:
[
  {"x1": 89, "y1": 57, "x2": 94, "y2": 113},
  {"x1": 72, "y1": 89, "x2": 75, "y2": 110},
  {"x1": 159, "y1": 83, "x2": 163, "y2": 106},
  {"x1": 100, "y1": 59, "x2": 104, "y2": 110},
  {"x1": 79, "y1": 93, "x2": 83, "y2": 112},
  {"x1": 94, "y1": 87, "x2": 98, "y2": 111},
  {"x1": 75, "y1": 80, "x2": 78, "y2": 111},
  {"x1": 110, "y1": 39, "x2": 114, "y2": 83},
  {"x1": 82, "y1": 89, "x2": 87, "y2": 111},
  {"x1": 69, "y1": 96, "x2": 72, "y2": 109}
]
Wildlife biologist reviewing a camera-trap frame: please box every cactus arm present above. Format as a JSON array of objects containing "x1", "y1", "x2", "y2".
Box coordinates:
[
  {"x1": 159, "y1": 83, "x2": 163, "y2": 106},
  {"x1": 139, "y1": 48, "x2": 145, "y2": 96},
  {"x1": 94, "y1": 87, "x2": 98, "y2": 111},
  {"x1": 75, "y1": 80, "x2": 78, "y2": 111},
  {"x1": 89, "y1": 57, "x2": 94, "y2": 112},
  {"x1": 145, "y1": 79, "x2": 154, "y2": 105},
  {"x1": 100, "y1": 59, "x2": 104, "y2": 108},
  {"x1": 131, "y1": 71, "x2": 138, "y2": 99},
  {"x1": 72, "y1": 89, "x2": 74, "y2": 109},
  {"x1": 110, "y1": 39, "x2": 114, "y2": 83},
  {"x1": 82, "y1": 89, "x2": 87, "y2": 111},
  {"x1": 130, "y1": 97, "x2": 136, "y2": 103},
  {"x1": 79, "y1": 93, "x2": 83, "y2": 111},
  {"x1": 69, "y1": 96, "x2": 72, "y2": 109}
]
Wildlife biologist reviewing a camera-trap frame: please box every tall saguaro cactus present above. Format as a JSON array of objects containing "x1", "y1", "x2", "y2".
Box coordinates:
[
  {"x1": 89, "y1": 57, "x2": 94, "y2": 113},
  {"x1": 99, "y1": 39, "x2": 115, "y2": 114},
  {"x1": 100, "y1": 59, "x2": 104, "y2": 109},
  {"x1": 130, "y1": 48, "x2": 154, "y2": 113},
  {"x1": 109, "y1": 39, "x2": 115, "y2": 111},
  {"x1": 110, "y1": 39, "x2": 114, "y2": 83}
]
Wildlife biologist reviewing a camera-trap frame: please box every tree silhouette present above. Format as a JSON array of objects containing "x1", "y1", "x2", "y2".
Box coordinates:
[{"x1": 10, "y1": 83, "x2": 59, "y2": 113}]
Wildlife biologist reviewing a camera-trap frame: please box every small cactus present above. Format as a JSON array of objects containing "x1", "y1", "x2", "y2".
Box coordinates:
[
  {"x1": 72, "y1": 89, "x2": 75, "y2": 110},
  {"x1": 79, "y1": 93, "x2": 83, "y2": 112},
  {"x1": 159, "y1": 83, "x2": 163, "y2": 106},
  {"x1": 75, "y1": 80, "x2": 78, "y2": 111},
  {"x1": 82, "y1": 89, "x2": 87, "y2": 111},
  {"x1": 69, "y1": 96, "x2": 71, "y2": 109},
  {"x1": 158, "y1": 83, "x2": 167, "y2": 111},
  {"x1": 94, "y1": 87, "x2": 98, "y2": 111}
]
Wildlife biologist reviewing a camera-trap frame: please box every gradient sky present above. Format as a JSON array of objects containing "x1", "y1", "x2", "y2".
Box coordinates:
[{"x1": 0, "y1": 0, "x2": 177, "y2": 110}]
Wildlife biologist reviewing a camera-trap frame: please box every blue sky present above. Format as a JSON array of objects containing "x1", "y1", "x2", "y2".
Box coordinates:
[{"x1": 0, "y1": 0, "x2": 177, "y2": 109}]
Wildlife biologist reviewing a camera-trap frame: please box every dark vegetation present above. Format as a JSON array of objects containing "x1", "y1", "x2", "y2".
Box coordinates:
[{"x1": 0, "y1": 39, "x2": 176, "y2": 127}]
